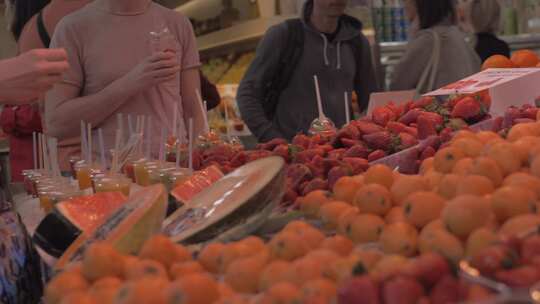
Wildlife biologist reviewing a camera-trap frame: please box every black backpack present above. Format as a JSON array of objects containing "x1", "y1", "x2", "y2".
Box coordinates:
[{"x1": 262, "y1": 18, "x2": 366, "y2": 120}]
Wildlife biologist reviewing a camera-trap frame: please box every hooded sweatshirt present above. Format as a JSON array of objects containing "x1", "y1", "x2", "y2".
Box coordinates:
[{"x1": 237, "y1": 0, "x2": 377, "y2": 142}]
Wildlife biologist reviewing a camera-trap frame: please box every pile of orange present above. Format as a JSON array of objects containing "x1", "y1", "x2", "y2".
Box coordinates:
[{"x1": 482, "y1": 49, "x2": 540, "y2": 70}]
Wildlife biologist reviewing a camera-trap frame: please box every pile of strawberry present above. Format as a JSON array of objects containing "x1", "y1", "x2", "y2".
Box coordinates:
[{"x1": 501, "y1": 104, "x2": 540, "y2": 131}]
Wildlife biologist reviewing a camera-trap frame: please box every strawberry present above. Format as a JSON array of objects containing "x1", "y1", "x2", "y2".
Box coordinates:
[
  {"x1": 417, "y1": 114, "x2": 438, "y2": 140},
  {"x1": 328, "y1": 165, "x2": 353, "y2": 189},
  {"x1": 398, "y1": 132, "x2": 418, "y2": 150},
  {"x1": 403, "y1": 126, "x2": 418, "y2": 138},
  {"x1": 368, "y1": 150, "x2": 387, "y2": 162},
  {"x1": 523, "y1": 107, "x2": 539, "y2": 120},
  {"x1": 231, "y1": 151, "x2": 248, "y2": 167},
  {"x1": 273, "y1": 144, "x2": 290, "y2": 161},
  {"x1": 420, "y1": 146, "x2": 436, "y2": 160},
  {"x1": 352, "y1": 120, "x2": 384, "y2": 135},
  {"x1": 327, "y1": 148, "x2": 347, "y2": 160},
  {"x1": 372, "y1": 106, "x2": 397, "y2": 126},
  {"x1": 503, "y1": 106, "x2": 521, "y2": 129},
  {"x1": 342, "y1": 157, "x2": 369, "y2": 174},
  {"x1": 451, "y1": 96, "x2": 482, "y2": 119},
  {"x1": 386, "y1": 101, "x2": 404, "y2": 118},
  {"x1": 386, "y1": 121, "x2": 408, "y2": 135},
  {"x1": 492, "y1": 116, "x2": 504, "y2": 132},
  {"x1": 344, "y1": 144, "x2": 370, "y2": 159},
  {"x1": 292, "y1": 134, "x2": 311, "y2": 149},
  {"x1": 413, "y1": 97, "x2": 435, "y2": 109},
  {"x1": 398, "y1": 108, "x2": 424, "y2": 125},
  {"x1": 440, "y1": 127, "x2": 453, "y2": 143},
  {"x1": 419, "y1": 112, "x2": 444, "y2": 127},
  {"x1": 363, "y1": 131, "x2": 392, "y2": 151},
  {"x1": 340, "y1": 138, "x2": 363, "y2": 148},
  {"x1": 514, "y1": 118, "x2": 536, "y2": 125},
  {"x1": 282, "y1": 188, "x2": 298, "y2": 206},
  {"x1": 302, "y1": 178, "x2": 328, "y2": 196},
  {"x1": 334, "y1": 124, "x2": 361, "y2": 142}
]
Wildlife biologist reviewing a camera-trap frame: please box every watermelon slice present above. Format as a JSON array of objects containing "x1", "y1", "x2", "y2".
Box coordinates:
[
  {"x1": 56, "y1": 184, "x2": 167, "y2": 270},
  {"x1": 163, "y1": 157, "x2": 286, "y2": 244},
  {"x1": 170, "y1": 165, "x2": 223, "y2": 205},
  {"x1": 33, "y1": 192, "x2": 127, "y2": 258}
]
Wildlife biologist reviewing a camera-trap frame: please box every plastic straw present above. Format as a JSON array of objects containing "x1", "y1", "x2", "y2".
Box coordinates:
[
  {"x1": 87, "y1": 123, "x2": 92, "y2": 165},
  {"x1": 224, "y1": 101, "x2": 231, "y2": 141},
  {"x1": 32, "y1": 132, "x2": 37, "y2": 170},
  {"x1": 159, "y1": 127, "x2": 166, "y2": 166},
  {"x1": 172, "y1": 105, "x2": 178, "y2": 137},
  {"x1": 112, "y1": 129, "x2": 121, "y2": 173},
  {"x1": 80, "y1": 121, "x2": 87, "y2": 162},
  {"x1": 146, "y1": 116, "x2": 152, "y2": 159},
  {"x1": 344, "y1": 92, "x2": 351, "y2": 125},
  {"x1": 48, "y1": 138, "x2": 60, "y2": 177},
  {"x1": 41, "y1": 134, "x2": 50, "y2": 172},
  {"x1": 117, "y1": 113, "x2": 124, "y2": 145},
  {"x1": 128, "y1": 114, "x2": 134, "y2": 136},
  {"x1": 195, "y1": 90, "x2": 209, "y2": 133},
  {"x1": 188, "y1": 118, "x2": 193, "y2": 172},
  {"x1": 313, "y1": 75, "x2": 325, "y2": 119},
  {"x1": 38, "y1": 133, "x2": 43, "y2": 169},
  {"x1": 139, "y1": 116, "x2": 146, "y2": 157},
  {"x1": 98, "y1": 129, "x2": 107, "y2": 169}
]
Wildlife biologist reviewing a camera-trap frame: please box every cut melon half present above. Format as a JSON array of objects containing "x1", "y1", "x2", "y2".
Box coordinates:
[
  {"x1": 55, "y1": 184, "x2": 167, "y2": 270},
  {"x1": 163, "y1": 156, "x2": 286, "y2": 244},
  {"x1": 33, "y1": 192, "x2": 128, "y2": 258},
  {"x1": 170, "y1": 165, "x2": 223, "y2": 205}
]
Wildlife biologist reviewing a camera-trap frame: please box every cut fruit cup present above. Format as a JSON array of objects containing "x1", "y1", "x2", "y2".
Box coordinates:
[{"x1": 94, "y1": 174, "x2": 132, "y2": 197}]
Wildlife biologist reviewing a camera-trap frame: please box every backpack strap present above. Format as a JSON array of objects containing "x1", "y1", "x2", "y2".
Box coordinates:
[
  {"x1": 262, "y1": 19, "x2": 305, "y2": 120},
  {"x1": 347, "y1": 35, "x2": 367, "y2": 111},
  {"x1": 36, "y1": 10, "x2": 51, "y2": 48}
]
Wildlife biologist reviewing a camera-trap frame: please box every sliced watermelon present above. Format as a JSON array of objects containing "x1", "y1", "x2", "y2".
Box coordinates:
[
  {"x1": 56, "y1": 184, "x2": 167, "y2": 270},
  {"x1": 33, "y1": 192, "x2": 128, "y2": 258},
  {"x1": 171, "y1": 166, "x2": 223, "y2": 205}
]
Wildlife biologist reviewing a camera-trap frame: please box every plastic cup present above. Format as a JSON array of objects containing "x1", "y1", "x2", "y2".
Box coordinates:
[
  {"x1": 69, "y1": 156, "x2": 82, "y2": 179},
  {"x1": 166, "y1": 168, "x2": 192, "y2": 191},
  {"x1": 123, "y1": 159, "x2": 136, "y2": 182},
  {"x1": 95, "y1": 174, "x2": 132, "y2": 196},
  {"x1": 75, "y1": 162, "x2": 92, "y2": 190}
]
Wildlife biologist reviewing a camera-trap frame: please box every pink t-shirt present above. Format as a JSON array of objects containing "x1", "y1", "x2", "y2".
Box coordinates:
[{"x1": 49, "y1": 2, "x2": 199, "y2": 167}]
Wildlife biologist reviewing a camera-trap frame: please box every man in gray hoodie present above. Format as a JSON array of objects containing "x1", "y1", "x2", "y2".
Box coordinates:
[{"x1": 237, "y1": 0, "x2": 378, "y2": 142}]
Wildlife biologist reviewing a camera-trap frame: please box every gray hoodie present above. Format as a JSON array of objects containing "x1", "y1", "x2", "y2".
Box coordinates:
[{"x1": 237, "y1": 0, "x2": 377, "y2": 142}]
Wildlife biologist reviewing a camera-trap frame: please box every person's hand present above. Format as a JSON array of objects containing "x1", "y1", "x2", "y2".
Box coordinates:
[
  {"x1": 122, "y1": 52, "x2": 180, "y2": 90},
  {"x1": 0, "y1": 48, "x2": 69, "y2": 104}
]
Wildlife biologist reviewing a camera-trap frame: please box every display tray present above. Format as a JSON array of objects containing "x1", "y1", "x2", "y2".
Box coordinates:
[{"x1": 163, "y1": 156, "x2": 286, "y2": 244}]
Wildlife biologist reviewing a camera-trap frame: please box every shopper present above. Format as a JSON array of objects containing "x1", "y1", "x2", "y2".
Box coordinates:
[
  {"x1": 466, "y1": 0, "x2": 510, "y2": 62},
  {"x1": 44, "y1": 0, "x2": 205, "y2": 169},
  {"x1": 237, "y1": 0, "x2": 377, "y2": 142},
  {"x1": 2, "y1": 0, "x2": 91, "y2": 182},
  {"x1": 390, "y1": 0, "x2": 481, "y2": 94}
]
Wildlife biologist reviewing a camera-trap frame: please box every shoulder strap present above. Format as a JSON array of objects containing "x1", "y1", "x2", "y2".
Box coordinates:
[
  {"x1": 348, "y1": 35, "x2": 364, "y2": 90},
  {"x1": 36, "y1": 10, "x2": 51, "y2": 48}
]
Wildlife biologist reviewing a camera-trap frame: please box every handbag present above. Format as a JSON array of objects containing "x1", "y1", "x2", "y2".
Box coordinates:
[{"x1": 415, "y1": 29, "x2": 442, "y2": 96}]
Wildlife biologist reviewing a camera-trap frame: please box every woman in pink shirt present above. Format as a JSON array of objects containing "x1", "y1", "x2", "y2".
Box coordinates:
[
  {"x1": 45, "y1": 0, "x2": 205, "y2": 170},
  {"x1": 2, "y1": 0, "x2": 90, "y2": 181}
]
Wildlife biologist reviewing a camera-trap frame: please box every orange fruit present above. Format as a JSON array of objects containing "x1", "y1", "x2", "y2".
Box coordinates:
[
  {"x1": 418, "y1": 229, "x2": 464, "y2": 263},
  {"x1": 482, "y1": 54, "x2": 514, "y2": 70},
  {"x1": 419, "y1": 157, "x2": 435, "y2": 175},
  {"x1": 198, "y1": 242, "x2": 226, "y2": 273},
  {"x1": 288, "y1": 257, "x2": 324, "y2": 286},
  {"x1": 259, "y1": 260, "x2": 293, "y2": 291},
  {"x1": 319, "y1": 201, "x2": 354, "y2": 229},
  {"x1": 423, "y1": 169, "x2": 443, "y2": 190},
  {"x1": 320, "y1": 235, "x2": 354, "y2": 257},
  {"x1": 434, "y1": 147, "x2": 466, "y2": 173},
  {"x1": 283, "y1": 220, "x2": 315, "y2": 234},
  {"x1": 44, "y1": 271, "x2": 89, "y2": 304},
  {"x1": 115, "y1": 277, "x2": 168, "y2": 304},
  {"x1": 491, "y1": 186, "x2": 537, "y2": 222},
  {"x1": 385, "y1": 206, "x2": 406, "y2": 224},
  {"x1": 390, "y1": 175, "x2": 430, "y2": 205},
  {"x1": 402, "y1": 191, "x2": 446, "y2": 229},
  {"x1": 341, "y1": 213, "x2": 385, "y2": 244},
  {"x1": 170, "y1": 261, "x2": 204, "y2": 280},
  {"x1": 499, "y1": 214, "x2": 540, "y2": 237},
  {"x1": 165, "y1": 273, "x2": 219, "y2": 304},
  {"x1": 513, "y1": 136, "x2": 540, "y2": 164},
  {"x1": 531, "y1": 156, "x2": 540, "y2": 179},
  {"x1": 259, "y1": 283, "x2": 301, "y2": 304},
  {"x1": 333, "y1": 176, "x2": 364, "y2": 203},
  {"x1": 353, "y1": 183, "x2": 393, "y2": 215},
  {"x1": 301, "y1": 279, "x2": 337, "y2": 302},
  {"x1": 443, "y1": 195, "x2": 491, "y2": 238},
  {"x1": 81, "y1": 242, "x2": 124, "y2": 282},
  {"x1": 59, "y1": 292, "x2": 97, "y2": 304},
  {"x1": 350, "y1": 248, "x2": 384, "y2": 271},
  {"x1": 467, "y1": 284, "x2": 495, "y2": 302},
  {"x1": 269, "y1": 232, "x2": 310, "y2": 261},
  {"x1": 284, "y1": 222, "x2": 326, "y2": 250},
  {"x1": 139, "y1": 235, "x2": 189, "y2": 268},
  {"x1": 88, "y1": 277, "x2": 122, "y2": 304},
  {"x1": 507, "y1": 123, "x2": 539, "y2": 142},
  {"x1": 476, "y1": 131, "x2": 502, "y2": 144},
  {"x1": 452, "y1": 130, "x2": 477, "y2": 141},
  {"x1": 337, "y1": 208, "x2": 360, "y2": 235},
  {"x1": 504, "y1": 172, "x2": 540, "y2": 199},
  {"x1": 225, "y1": 254, "x2": 268, "y2": 293},
  {"x1": 452, "y1": 137, "x2": 483, "y2": 157},
  {"x1": 437, "y1": 174, "x2": 460, "y2": 199},
  {"x1": 371, "y1": 255, "x2": 409, "y2": 281},
  {"x1": 298, "y1": 190, "x2": 332, "y2": 218},
  {"x1": 326, "y1": 256, "x2": 361, "y2": 283},
  {"x1": 364, "y1": 164, "x2": 395, "y2": 189},
  {"x1": 420, "y1": 219, "x2": 446, "y2": 238},
  {"x1": 216, "y1": 282, "x2": 236, "y2": 300},
  {"x1": 456, "y1": 175, "x2": 495, "y2": 196},
  {"x1": 217, "y1": 242, "x2": 262, "y2": 273},
  {"x1": 483, "y1": 142, "x2": 522, "y2": 176},
  {"x1": 468, "y1": 157, "x2": 504, "y2": 186},
  {"x1": 236, "y1": 236, "x2": 267, "y2": 254},
  {"x1": 510, "y1": 49, "x2": 540, "y2": 68},
  {"x1": 379, "y1": 222, "x2": 418, "y2": 257},
  {"x1": 465, "y1": 228, "x2": 498, "y2": 258},
  {"x1": 214, "y1": 296, "x2": 249, "y2": 304},
  {"x1": 125, "y1": 259, "x2": 168, "y2": 281},
  {"x1": 452, "y1": 158, "x2": 474, "y2": 175}
]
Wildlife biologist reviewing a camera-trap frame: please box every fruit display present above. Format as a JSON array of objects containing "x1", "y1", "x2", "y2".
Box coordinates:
[
  {"x1": 482, "y1": 49, "x2": 540, "y2": 70},
  {"x1": 218, "y1": 52, "x2": 255, "y2": 85}
]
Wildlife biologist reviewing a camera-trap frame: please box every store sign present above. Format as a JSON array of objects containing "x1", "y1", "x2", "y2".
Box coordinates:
[
  {"x1": 425, "y1": 68, "x2": 540, "y2": 115},
  {"x1": 367, "y1": 90, "x2": 416, "y2": 115}
]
